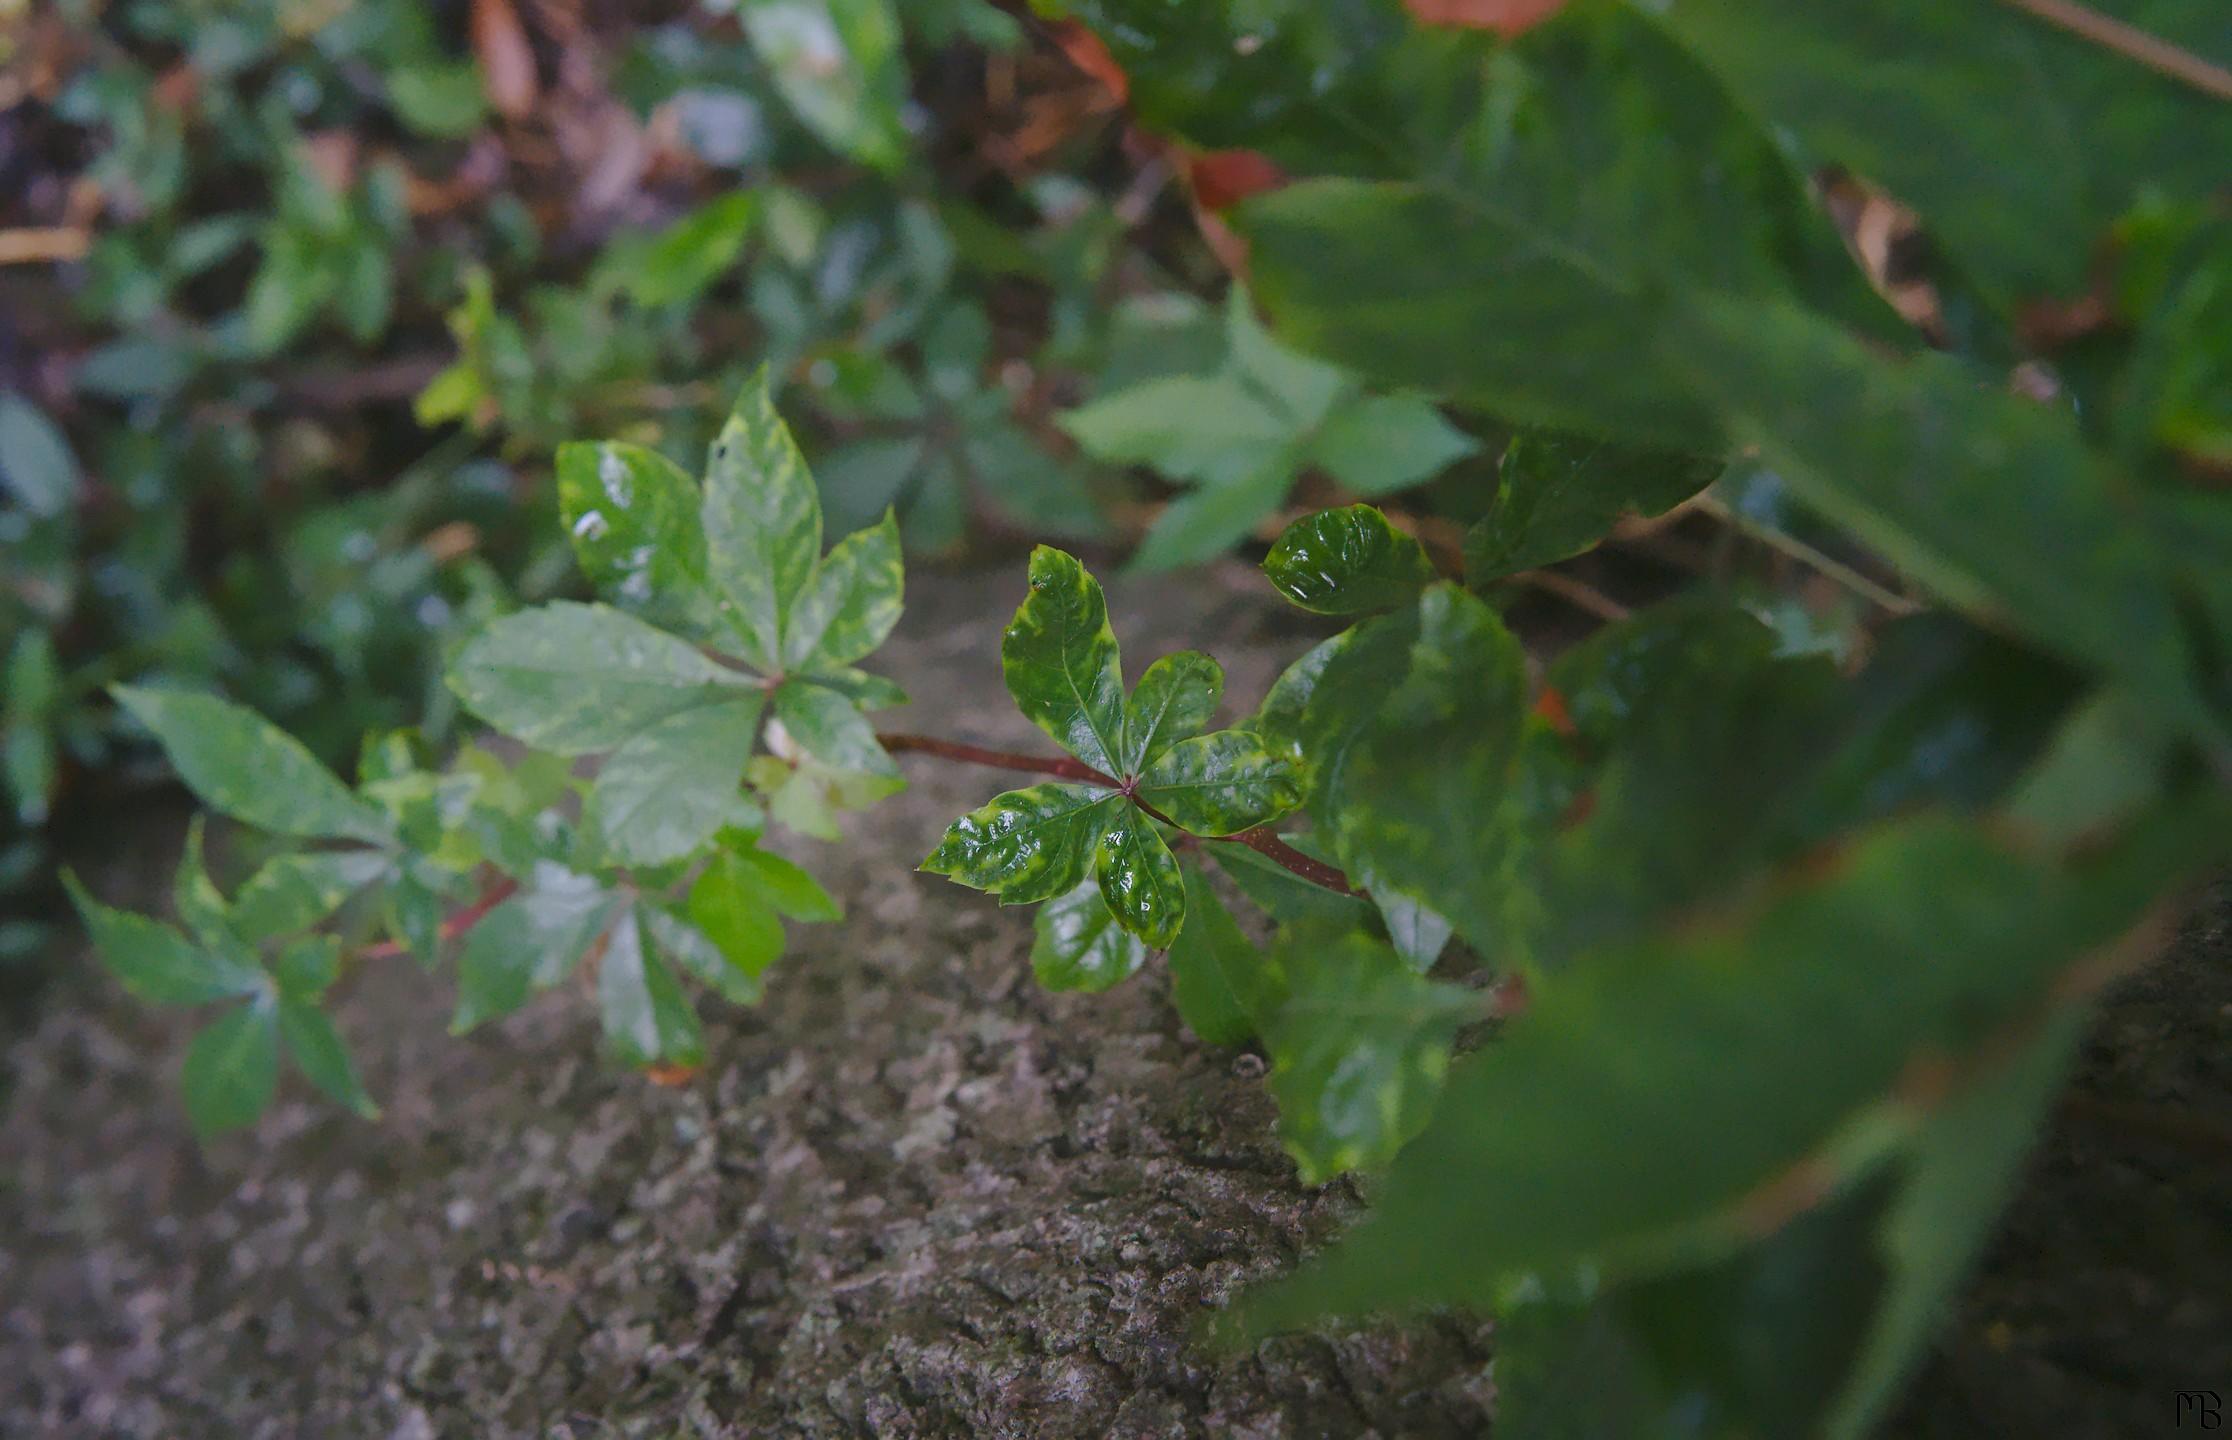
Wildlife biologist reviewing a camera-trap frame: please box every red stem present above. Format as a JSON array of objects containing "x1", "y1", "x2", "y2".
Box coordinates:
[
  {"x1": 359, "y1": 874, "x2": 520, "y2": 960},
  {"x1": 877, "y1": 730, "x2": 1358, "y2": 896}
]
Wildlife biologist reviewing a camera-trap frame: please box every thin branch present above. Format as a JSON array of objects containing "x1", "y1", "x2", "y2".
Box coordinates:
[
  {"x1": 2001, "y1": 0, "x2": 2232, "y2": 101},
  {"x1": 1692, "y1": 493, "x2": 1923, "y2": 616},
  {"x1": 878, "y1": 731, "x2": 1118, "y2": 786}
]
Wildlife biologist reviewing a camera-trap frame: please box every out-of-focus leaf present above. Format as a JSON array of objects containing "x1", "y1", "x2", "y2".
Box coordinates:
[
  {"x1": 686, "y1": 852, "x2": 787, "y2": 983},
  {"x1": 783, "y1": 510, "x2": 903, "y2": 670},
  {"x1": 741, "y1": 0, "x2": 910, "y2": 171},
  {"x1": 452, "y1": 866, "x2": 617, "y2": 1032},
  {"x1": 627, "y1": 192, "x2": 758, "y2": 307},
  {"x1": 1466, "y1": 431, "x2": 1720, "y2": 581},
  {"x1": 703, "y1": 368, "x2": 824, "y2": 672},
  {"x1": 181, "y1": 1001, "x2": 280, "y2": 1138},
  {"x1": 555, "y1": 440, "x2": 718, "y2": 631},
  {"x1": 590, "y1": 697, "x2": 765, "y2": 865},
  {"x1": 113, "y1": 685, "x2": 393, "y2": 843},
  {"x1": 1167, "y1": 862, "x2": 1273, "y2": 1044},
  {"x1": 597, "y1": 910, "x2": 702, "y2": 1067},
  {"x1": 1306, "y1": 393, "x2": 1478, "y2": 498},
  {"x1": 278, "y1": 997, "x2": 379, "y2": 1118},
  {"x1": 772, "y1": 679, "x2": 894, "y2": 778},
  {"x1": 0, "y1": 391, "x2": 77, "y2": 517},
  {"x1": 66, "y1": 872, "x2": 264, "y2": 1006},
  {"x1": 230, "y1": 851, "x2": 390, "y2": 944}
]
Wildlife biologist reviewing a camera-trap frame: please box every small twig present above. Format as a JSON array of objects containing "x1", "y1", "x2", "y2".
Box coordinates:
[
  {"x1": 1692, "y1": 493, "x2": 1922, "y2": 616},
  {"x1": 0, "y1": 227, "x2": 91, "y2": 266},
  {"x1": 2001, "y1": 0, "x2": 2232, "y2": 102},
  {"x1": 359, "y1": 875, "x2": 520, "y2": 960}
]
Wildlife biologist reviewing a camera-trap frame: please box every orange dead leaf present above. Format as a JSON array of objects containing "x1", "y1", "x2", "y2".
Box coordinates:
[
  {"x1": 472, "y1": 0, "x2": 540, "y2": 121},
  {"x1": 1405, "y1": 0, "x2": 1569, "y2": 36},
  {"x1": 1048, "y1": 21, "x2": 1130, "y2": 104},
  {"x1": 646, "y1": 1063, "x2": 703, "y2": 1088},
  {"x1": 1187, "y1": 149, "x2": 1286, "y2": 211},
  {"x1": 1532, "y1": 684, "x2": 1577, "y2": 739}
]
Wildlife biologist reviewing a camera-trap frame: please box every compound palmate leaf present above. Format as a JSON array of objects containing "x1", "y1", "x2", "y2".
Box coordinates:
[
  {"x1": 556, "y1": 439, "x2": 718, "y2": 632},
  {"x1": 1135, "y1": 730, "x2": 1300, "y2": 837},
  {"x1": 112, "y1": 685, "x2": 393, "y2": 844},
  {"x1": 703, "y1": 367, "x2": 824, "y2": 672},
  {"x1": 1031, "y1": 878, "x2": 1153, "y2": 993}
]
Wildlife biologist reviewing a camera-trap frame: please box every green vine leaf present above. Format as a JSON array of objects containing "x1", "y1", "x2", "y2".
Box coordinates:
[
  {"x1": 686, "y1": 851, "x2": 790, "y2": 984},
  {"x1": 1464, "y1": 431, "x2": 1721, "y2": 583},
  {"x1": 1136, "y1": 730, "x2": 1300, "y2": 837},
  {"x1": 229, "y1": 851, "x2": 389, "y2": 944},
  {"x1": 1030, "y1": 879, "x2": 1152, "y2": 993},
  {"x1": 1263, "y1": 504, "x2": 1437, "y2": 614},
  {"x1": 556, "y1": 439, "x2": 718, "y2": 633},
  {"x1": 67, "y1": 872, "x2": 266, "y2": 1006},
  {"x1": 772, "y1": 679, "x2": 897, "y2": 778},
  {"x1": 921, "y1": 782, "x2": 1120, "y2": 905},
  {"x1": 703, "y1": 367, "x2": 823, "y2": 672},
  {"x1": 113, "y1": 685, "x2": 393, "y2": 844},
  {"x1": 278, "y1": 996, "x2": 379, "y2": 1118},
  {"x1": 1262, "y1": 929, "x2": 1478, "y2": 1183},
  {"x1": 782, "y1": 509, "x2": 904, "y2": 670},
  {"x1": 1166, "y1": 862, "x2": 1272, "y2": 1045},
  {"x1": 181, "y1": 1000, "x2": 280, "y2": 1138},
  {"x1": 597, "y1": 909, "x2": 703, "y2": 1068},
  {"x1": 451, "y1": 865, "x2": 617, "y2": 1033},
  {"x1": 588, "y1": 696, "x2": 766, "y2": 865},
  {"x1": 1093, "y1": 809, "x2": 1185, "y2": 948},
  {"x1": 448, "y1": 601, "x2": 752, "y2": 755},
  {"x1": 1124, "y1": 650, "x2": 1223, "y2": 774},
  {"x1": 1001, "y1": 546, "x2": 1128, "y2": 777},
  {"x1": 643, "y1": 903, "x2": 762, "y2": 1006}
]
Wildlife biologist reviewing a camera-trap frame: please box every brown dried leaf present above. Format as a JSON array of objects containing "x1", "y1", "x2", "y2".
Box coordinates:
[
  {"x1": 472, "y1": 0, "x2": 540, "y2": 120},
  {"x1": 1404, "y1": 0, "x2": 1568, "y2": 36}
]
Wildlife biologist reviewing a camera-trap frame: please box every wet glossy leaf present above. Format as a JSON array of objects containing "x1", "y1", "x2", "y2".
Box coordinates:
[
  {"x1": 1031, "y1": 878, "x2": 1153, "y2": 992},
  {"x1": 278, "y1": 997, "x2": 378, "y2": 1118},
  {"x1": 703, "y1": 368, "x2": 823, "y2": 672},
  {"x1": 922, "y1": 782, "x2": 1120, "y2": 905},
  {"x1": 1262, "y1": 929, "x2": 1477, "y2": 1183},
  {"x1": 1465, "y1": 432, "x2": 1721, "y2": 582},
  {"x1": 66, "y1": 872, "x2": 263, "y2": 1006},
  {"x1": 181, "y1": 1001, "x2": 279, "y2": 1138},
  {"x1": 1264, "y1": 505, "x2": 1437, "y2": 615},
  {"x1": 597, "y1": 910, "x2": 703, "y2": 1068},
  {"x1": 113, "y1": 685, "x2": 393, "y2": 844},
  {"x1": 1093, "y1": 809, "x2": 1184, "y2": 947},
  {"x1": 448, "y1": 602, "x2": 751, "y2": 755},
  {"x1": 783, "y1": 510, "x2": 903, "y2": 669},
  {"x1": 590, "y1": 697, "x2": 764, "y2": 865},
  {"x1": 1124, "y1": 650, "x2": 1223, "y2": 774},
  {"x1": 1137, "y1": 730, "x2": 1301, "y2": 837},
  {"x1": 555, "y1": 440, "x2": 717, "y2": 631},
  {"x1": 1001, "y1": 547, "x2": 1128, "y2": 776}
]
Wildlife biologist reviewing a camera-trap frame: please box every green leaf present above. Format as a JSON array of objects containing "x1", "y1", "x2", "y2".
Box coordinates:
[
  {"x1": 1167, "y1": 863, "x2": 1271, "y2": 1045},
  {"x1": 590, "y1": 696, "x2": 764, "y2": 865},
  {"x1": 922, "y1": 783, "x2": 1120, "y2": 906},
  {"x1": 382, "y1": 864, "x2": 445, "y2": 970},
  {"x1": 1137, "y1": 730, "x2": 1300, "y2": 837},
  {"x1": 1124, "y1": 650, "x2": 1223, "y2": 774},
  {"x1": 229, "y1": 850, "x2": 390, "y2": 943},
  {"x1": 782, "y1": 510, "x2": 904, "y2": 669},
  {"x1": 1310, "y1": 586, "x2": 1528, "y2": 955},
  {"x1": 171, "y1": 817, "x2": 235, "y2": 951},
  {"x1": 685, "y1": 852, "x2": 787, "y2": 983},
  {"x1": 1208, "y1": 838, "x2": 1373, "y2": 930},
  {"x1": 1465, "y1": 432, "x2": 1721, "y2": 582},
  {"x1": 1237, "y1": 813, "x2": 2217, "y2": 1332},
  {"x1": 181, "y1": 1001, "x2": 279, "y2": 1138},
  {"x1": 273, "y1": 935, "x2": 342, "y2": 999},
  {"x1": 626, "y1": 192, "x2": 757, "y2": 307},
  {"x1": 1375, "y1": 891, "x2": 1454, "y2": 973},
  {"x1": 1648, "y1": 0, "x2": 2232, "y2": 307},
  {"x1": 641, "y1": 905, "x2": 760, "y2": 1006},
  {"x1": 555, "y1": 440, "x2": 717, "y2": 631},
  {"x1": 772, "y1": 680, "x2": 895, "y2": 778},
  {"x1": 597, "y1": 910, "x2": 703, "y2": 1068},
  {"x1": 1093, "y1": 809, "x2": 1184, "y2": 948},
  {"x1": 1229, "y1": 284, "x2": 1352, "y2": 429},
  {"x1": 802, "y1": 666, "x2": 908, "y2": 712},
  {"x1": 1262, "y1": 930, "x2": 1478, "y2": 1183},
  {"x1": 702, "y1": 368, "x2": 824, "y2": 671},
  {"x1": 0, "y1": 390, "x2": 77, "y2": 517},
  {"x1": 66, "y1": 872, "x2": 263, "y2": 1006},
  {"x1": 1059, "y1": 372, "x2": 1295, "y2": 487},
  {"x1": 1125, "y1": 454, "x2": 1299, "y2": 574},
  {"x1": 451, "y1": 865, "x2": 617, "y2": 1033},
  {"x1": 278, "y1": 996, "x2": 379, "y2": 1118},
  {"x1": 447, "y1": 602, "x2": 751, "y2": 755},
  {"x1": 1263, "y1": 504, "x2": 1437, "y2": 615},
  {"x1": 741, "y1": 0, "x2": 909, "y2": 171},
  {"x1": 727, "y1": 844, "x2": 842, "y2": 922},
  {"x1": 386, "y1": 61, "x2": 486, "y2": 138},
  {"x1": 1030, "y1": 879, "x2": 1153, "y2": 993},
  {"x1": 113, "y1": 685, "x2": 392, "y2": 843},
  {"x1": 1306, "y1": 393, "x2": 1477, "y2": 498},
  {"x1": 1680, "y1": 295, "x2": 2210, "y2": 735},
  {"x1": 1250, "y1": 631, "x2": 1352, "y2": 780},
  {"x1": 1000, "y1": 547, "x2": 1128, "y2": 776}
]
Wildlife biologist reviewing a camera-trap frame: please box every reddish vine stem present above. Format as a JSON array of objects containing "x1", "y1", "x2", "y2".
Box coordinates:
[
  {"x1": 876, "y1": 731, "x2": 1359, "y2": 896},
  {"x1": 359, "y1": 874, "x2": 520, "y2": 960}
]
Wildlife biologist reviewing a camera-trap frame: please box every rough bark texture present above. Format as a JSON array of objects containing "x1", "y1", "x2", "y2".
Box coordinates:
[
  {"x1": 0, "y1": 566, "x2": 1494, "y2": 1439},
  {"x1": 3, "y1": 564, "x2": 2226, "y2": 1438}
]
